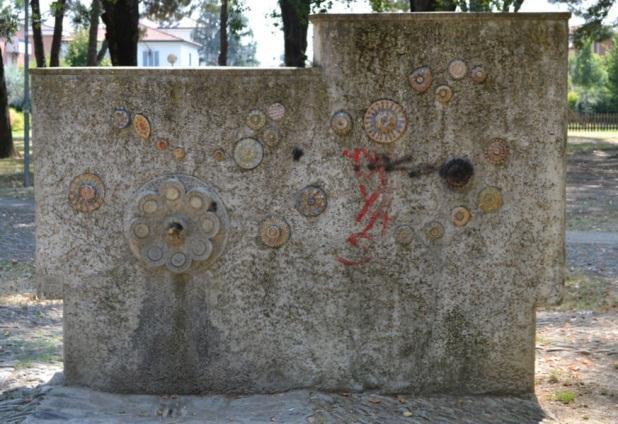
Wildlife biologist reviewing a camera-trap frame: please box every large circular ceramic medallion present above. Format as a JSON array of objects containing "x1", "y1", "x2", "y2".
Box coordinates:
[
  {"x1": 68, "y1": 172, "x2": 105, "y2": 213},
  {"x1": 363, "y1": 99, "x2": 408, "y2": 144},
  {"x1": 233, "y1": 138, "x2": 264, "y2": 170},
  {"x1": 125, "y1": 175, "x2": 229, "y2": 273}
]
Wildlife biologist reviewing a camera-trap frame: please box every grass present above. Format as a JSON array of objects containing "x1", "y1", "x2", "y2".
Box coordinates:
[
  {"x1": 553, "y1": 275, "x2": 618, "y2": 312},
  {"x1": 554, "y1": 390, "x2": 577, "y2": 405},
  {"x1": 0, "y1": 139, "x2": 33, "y2": 195}
]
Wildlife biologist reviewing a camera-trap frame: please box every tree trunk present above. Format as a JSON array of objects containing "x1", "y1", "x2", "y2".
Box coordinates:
[
  {"x1": 30, "y1": 0, "x2": 46, "y2": 67},
  {"x1": 88, "y1": 0, "x2": 102, "y2": 66},
  {"x1": 280, "y1": 0, "x2": 310, "y2": 67},
  {"x1": 49, "y1": 0, "x2": 66, "y2": 67},
  {"x1": 0, "y1": 48, "x2": 14, "y2": 159},
  {"x1": 409, "y1": 0, "x2": 457, "y2": 11},
  {"x1": 96, "y1": 40, "x2": 108, "y2": 65},
  {"x1": 101, "y1": 0, "x2": 139, "y2": 66},
  {"x1": 218, "y1": 0, "x2": 229, "y2": 66}
]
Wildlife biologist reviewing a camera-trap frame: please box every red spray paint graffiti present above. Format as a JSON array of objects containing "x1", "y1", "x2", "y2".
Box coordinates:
[{"x1": 336, "y1": 148, "x2": 394, "y2": 266}]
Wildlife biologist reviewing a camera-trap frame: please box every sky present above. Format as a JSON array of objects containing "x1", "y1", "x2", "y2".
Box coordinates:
[{"x1": 34, "y1": 0, "x2": 618, "y2": 67}]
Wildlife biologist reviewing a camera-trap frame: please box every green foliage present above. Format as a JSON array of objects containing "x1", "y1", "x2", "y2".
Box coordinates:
[
  {"x1": 369, "y1": 0, "x2": 524, "y2": 11},
  {"x1": 368, "y1": 0, "x2": 408, "y2": 11},
  {"x1": 4, "y1": 65, "x2": 23, "y2": 109},
  {"x1": 604, "y1": 33, "x2": 618, "y2": 110},
  {"x1": 0, "y1": 1, "x2": 19, "y2": 39},
  {"x1": 569, "y1": 39, "x2": 612, "y2": 112},
  {"x1": 550, "y1": 0, "x2": 615, "y2": 48},
  {"x1": 568, "y1": 90, "x2": 579, "y2": 109},
  {"x1": 194, "y1": 0, "x2": 258, "y2": 66},
  {"x1": 65, "y1": 29, "x2": 110, "y2": 67},
  {"x1": 9, "y1": 108, "x2": 23, "y2": 132}
]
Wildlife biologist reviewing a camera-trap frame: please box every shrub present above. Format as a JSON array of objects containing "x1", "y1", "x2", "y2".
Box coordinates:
[
  {"x1": 4, "y1": 65, "x2": 24, "y2": 109},
  {"x1": 9, "y1": 108, "x2": 24, "y2": 132}
]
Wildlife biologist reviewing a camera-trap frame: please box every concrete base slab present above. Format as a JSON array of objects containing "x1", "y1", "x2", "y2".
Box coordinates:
[{"x1": 25, "y1": 385, "x2": 553, "y2": 424}]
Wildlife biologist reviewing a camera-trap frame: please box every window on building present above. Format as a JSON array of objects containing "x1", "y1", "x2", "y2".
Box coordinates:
[{"x1": 142, "y1": 50, "x2": 160, "y2": 67}]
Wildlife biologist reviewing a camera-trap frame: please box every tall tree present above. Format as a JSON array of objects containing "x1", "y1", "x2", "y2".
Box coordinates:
[
  {"x1": 87, "y1": 0, "x2": 102, "y2": 65},
  {"x1": 279, "y1": 0, "x2": 310, "y2": 67},
  {"x1": 551, "y1": 0, "x2": 614, "y2": 48},
  {"x1": 101, "y1": 0, "x2": 139, "y2": 66},
  {"x1": 219, "y1": 0, "x2": 229, "y2": 65},
  {"x1": 49, "y1": 0, "x2": 67, "y2": 67},
  {"x1": 194, "y1": 0, "x2": 258, "y2": 66},
  {"x1": 0, "y1": 3, "x2": 18, "y2": 159},
  {"x1": 30, "y1": 0, "x2": 46, "y2": 67},
  {"x1": 605, "y1": 33, "x2": 618, "y2": 110}
]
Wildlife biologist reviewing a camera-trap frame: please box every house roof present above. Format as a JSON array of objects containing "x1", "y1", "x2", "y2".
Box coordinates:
[{"x1": 139, "y1": 24, "x2": 201, "y2": 47}]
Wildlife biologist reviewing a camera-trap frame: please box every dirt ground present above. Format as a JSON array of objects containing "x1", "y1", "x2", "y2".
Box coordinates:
[{"x1": 0, "y1": 136, "x2": 616, "y2": 423}]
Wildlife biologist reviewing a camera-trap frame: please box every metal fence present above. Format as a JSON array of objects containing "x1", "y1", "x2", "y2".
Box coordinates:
[{"x1": 568, "y1": 111, "x2": 618, "y2": 131}]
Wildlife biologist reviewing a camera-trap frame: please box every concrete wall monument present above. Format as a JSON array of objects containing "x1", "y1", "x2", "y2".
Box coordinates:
[{"x1": 32, "y1": 13, "x2": 568, "y2": 395}]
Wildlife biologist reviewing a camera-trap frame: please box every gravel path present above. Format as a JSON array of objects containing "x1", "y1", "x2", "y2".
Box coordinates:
[{"x1": 0, "y1": 197, "x2": 35, "y2": 262}]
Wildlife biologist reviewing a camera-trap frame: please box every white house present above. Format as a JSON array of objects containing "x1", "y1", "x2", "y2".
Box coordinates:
[{"x1": 138, "y1": 24, "x2": 201, "y2": 67}]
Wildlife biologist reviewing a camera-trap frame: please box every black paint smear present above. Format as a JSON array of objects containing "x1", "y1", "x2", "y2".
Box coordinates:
[
  {"x1": 292, "y1": 147, "x2": 304, "y2": 161},
  {"x1": 439, "y1": 158, "x2": 474, "y2": 187}
]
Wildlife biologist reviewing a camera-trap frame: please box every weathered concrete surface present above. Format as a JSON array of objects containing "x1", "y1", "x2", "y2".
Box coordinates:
[
  {"x1": 31, "y1": 13, "x2": 568, "y2": 395},
  {"x1": 24, "y1": 384, "x2": 553, "y2": 424}
]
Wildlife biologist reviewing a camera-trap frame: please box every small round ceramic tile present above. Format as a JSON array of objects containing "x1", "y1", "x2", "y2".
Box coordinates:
[
  {"x1": 470, "y1": 66, "x2": 487, "y2": 83},
  {"x1": 424, "y1": 222, "x2": 444, "y2": 242},
  {"x1": 331, "y1": 111, "x2": 353, "y2": 137},
  {"x1": 451, "y1": 207, "x2": 471, "y2": 227},
  {"x1": 187, "y1": 191, "x2": 207, "y2": 210},
  {"x1": 296, "y1": 186, "x2": 327, "y2": 217},
  {"x1": 112, "y1": 108, "x2": 131, "y2": 129},
  {"x1": 484, "y1": 138, "x2": 510, "y2": 165},
  {"x1": 363, "y1": 99, "x2": 408, "y2": 144},
  {"x1": 233, "y1": 138, "x2": 264, "y2": 170},
  {"x1": 189, "y1": 238, "x2": 213, "y2": 261},
  {"x1": 435, "y1": 85, "x2": 453, "y2": 104},
  {"x1": 409, "y1": 66, "x2": 432, "y2": 93},
  {"x1": 156, "y1": 139, "x2": 169, "y2": 151},
  {"x1": 131, "y1": 220, "x2": 150, "y2": 239},
  {"x1": 213, "y1": 148, "x2": 226, "y2": 162},
  {"x1": 174, "y1": 147, "x2": 186, "y2": 161},
  {"x1": 261, "y1": 127, "x2": 280, "y2": 147},
  {"x1": 247, "y1": 109, "x2": 266, "y2": 130},
  {"x1": 139, "y1": 195, "x2": 159, "y2": 215},
  {"x1": 133, "y1": 113, "x2": 151, "y2": 139},
  {"x1": 394, "y1": 225, "x2": 414, "y2": 245},
  {"x1": 479, "y1": 186, "x2": 503, "y2": 213},
  {"x1": 201, "y1": 212, "x2": 221, "y2": 237},
  {"x1": 144, "y1": 244, "x2": 166, "y2": 266},
  {"x1": 267, "y1": 103, "x2": 285, "y2": 121},
  {"x1": 68, "y1": 172, "x2": 105, "y2": 213},
  {"x1": 448, "y1": 59, "x2": 467, "y2": 80},
  {"x1": 260, "y1": 217, "x2": 290, "y2": 248},
  {"x1": 166, "y1": 250, "x2": 192, "y2": 273},
  {"x1": 159, "y1": 179, "x2": 185, "y2": 202}
]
